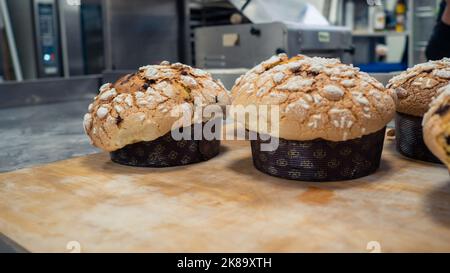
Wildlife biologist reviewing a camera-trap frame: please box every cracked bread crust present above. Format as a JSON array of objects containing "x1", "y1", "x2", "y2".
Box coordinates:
[
  {"x1": 231, "y1": 54, "x2": 396, "y2": 142},
  {"x1": 423, "y1": 84, "x2": 450, "y2": 168},
  {"x1": 83, "y1": 61, "x2": 230, "y2": 152},
  {"x1": 387, "y1": 58, "x2": 450, "y2": 117}
]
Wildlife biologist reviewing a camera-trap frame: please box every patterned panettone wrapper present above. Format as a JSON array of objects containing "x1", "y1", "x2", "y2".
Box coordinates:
[
  {"x1": 110, "y1": 124, "x2": 220, "y2": 167},
  {"x1": 250, "y1": 128, "x2": 386, "y2": 182},
  {"x1": 395, "y1": 112, "x2": 442, "y2": 164}
]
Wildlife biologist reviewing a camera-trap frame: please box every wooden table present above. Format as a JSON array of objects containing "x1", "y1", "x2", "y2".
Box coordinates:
[{"x1": 0, "y1": 139, "x2": 449, "y2": 252}]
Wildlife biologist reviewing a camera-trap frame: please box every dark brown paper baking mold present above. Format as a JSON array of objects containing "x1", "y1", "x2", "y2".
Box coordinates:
[
  {"x1": 110, "y1": 124, "x2": 220, "y2": 167},
  {"x1": 395, "y1": 112, "x2": 442, "y2": 164},
  {"x1": 250, "y1": 128, "x2": 386, "y2": 182}
]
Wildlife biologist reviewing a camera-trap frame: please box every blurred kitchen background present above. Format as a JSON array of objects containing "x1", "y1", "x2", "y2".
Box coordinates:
[
  {"x1": 0, "y1": 0, "x2": 441, "y2": 83},
  {"x1": 0, "y1": 0, "x2": 443, "y2": 173}
]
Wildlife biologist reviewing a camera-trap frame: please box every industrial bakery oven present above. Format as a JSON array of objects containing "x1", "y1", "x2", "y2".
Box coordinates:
[
  {"x1": 3, "y1": 0, "x2": 104, "y2": 80},
  {"x1": 194, "y1": 21, "x2": 353, "y2": 69},
  {"x1": 6, "y1": 0, "x2": 62, "y2": 79}
]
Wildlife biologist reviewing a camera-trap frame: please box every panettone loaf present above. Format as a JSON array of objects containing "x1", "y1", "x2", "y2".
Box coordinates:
[
  {"x1": 231, "y1": 54, "x2": 396, "y2": 142},
  {"x1": 423, "y1": 84, "x2": 450, "y2": 167},
  {"x1": 387, "y1": 58, "x2": 450, "y2": 116},
  {"x1": 84, "y1": 61, "x2": 230, "y2": 152}
]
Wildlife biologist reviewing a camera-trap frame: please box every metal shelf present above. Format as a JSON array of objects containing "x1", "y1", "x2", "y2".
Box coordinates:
[{"x1": 352, "y1": 30, "x2": 410, "y2": 37}]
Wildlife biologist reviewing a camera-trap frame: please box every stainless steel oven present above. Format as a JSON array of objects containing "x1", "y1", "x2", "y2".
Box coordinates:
[
  {"x1": 4, "y1": 0, "x2": 105, "y2": 80},
  {"x1": 7, "y1": 0, "x2": 62, "y2": 79}
]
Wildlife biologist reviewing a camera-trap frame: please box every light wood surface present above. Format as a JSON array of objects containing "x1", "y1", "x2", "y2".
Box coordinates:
[{"x1": 0, "y1": 139, "x2": 450, "y2": 253}]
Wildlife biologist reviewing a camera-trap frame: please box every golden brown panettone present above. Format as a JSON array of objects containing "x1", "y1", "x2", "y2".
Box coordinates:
[
  {"x1": 231, "y1": 54, "x2": 396, "y2": 142},
  {"x1": 387, "y1": 58, "x2": 450, "y2": 116},
  {"x1": 423, "y1": 84, "x2": 450, "y2": 168},
  {"x1": 83, "y1": 61, "x2": 230, "y2": 152}
]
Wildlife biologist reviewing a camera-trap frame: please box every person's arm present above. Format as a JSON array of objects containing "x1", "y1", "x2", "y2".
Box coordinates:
[
  {"x1": 426, "y1": 0, "x2": 450, "y2": 60},
  {"x1": 442, "y1": 0, "x2": 450, "y2": 25}
]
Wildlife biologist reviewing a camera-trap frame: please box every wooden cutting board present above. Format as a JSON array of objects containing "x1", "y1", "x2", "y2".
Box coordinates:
[{"x1": 1, "y1": 139, "x2": 450, "y2": 253}]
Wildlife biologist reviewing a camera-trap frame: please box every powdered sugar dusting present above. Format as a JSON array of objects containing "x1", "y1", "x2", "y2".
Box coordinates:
[
  {"x1": 83, "y1": 113, "x2": 92, "y2": 130},
  {"x1": 99, "y1": 88, "x2": 117, "y2": 101},
  {"x1": 341, "y1": 79, "x2": 356, "y2": 87},
  {"x1": 96, "y1": 106, "x2": 109, "y2": 119},
  {"x1": 322, "y1": 85, "x2": 344, "y2": 101},
  {"x1": 144, "y1": 67, "x2": 159, "y2": 79},
  {"x1": 433, "y1": 69, "x2": 450, "y2": 79},
  {"x1": 114, "y1": 105, "x2": 124, "y2": 113},
  {"x1": 134, "y1": 91, "x2": 145, "y2": 98},
  {"x1": 99, "y1": 83, "x2": 111, "y2": 92},
  {"x1": 307, "y1": 114, "x2": 322, "y2": 129},
  {"x1": 312, "y1": 93, "x2": 323, "y2": 104},
  {"x1": 272, "y1": 72, "x2": 285, "y2": 84},
  {"x1": 276, "y1": 76, "x2": 314, "y2": 91},
  {"x1": 181, "y1": 75, "x2": 198, "y2": 88},
  {"x1": 192, "y1": 68, "x2": 208, "y2": 77},
  {"x1": 352, "y1": 92, "x2": 370, "y2": 105},
  {"x1": 125, "y1": 95, "x2": 133, "y2": 107}
]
